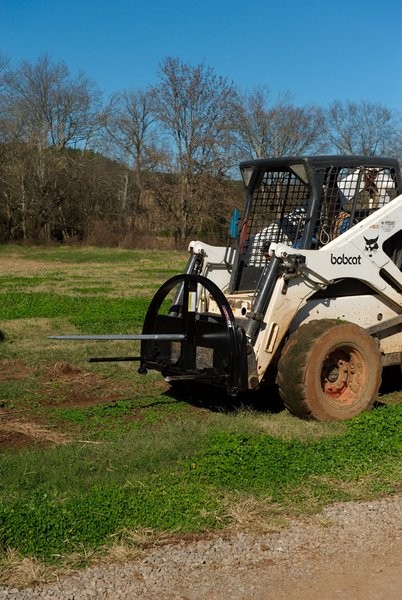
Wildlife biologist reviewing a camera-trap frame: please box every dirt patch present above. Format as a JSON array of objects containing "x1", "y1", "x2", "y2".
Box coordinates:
[
  {"x1": 0, "y1": 359, "x2": 121, "y2": 409},
  {"x1": 0, "y1": 419, "x2": 70, "y2": 450},
  {"x1": 0, "y1": 359, "x2": 132, "y2": 450},
  {"x1": 39, "y1": 361, "x2": 129, "y2": 408},
  {"x1": 0, "y1": 359, "x2": 35, "y2": 382},
  {"x1": 0, "y1": 359, "x2": 189, "y2": 449},
  {"x1": 50, "y1": 361, "x2": 84, "y2": 378}
]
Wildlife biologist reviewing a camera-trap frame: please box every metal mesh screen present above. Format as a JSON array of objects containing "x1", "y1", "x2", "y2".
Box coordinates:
[
  {"x1": 241, "y1": 166, "x2": 399, "y2": 268},
  {"x1": 314, "y1": 166, "x2": 399, "y2": 247},
  {"x1": 242, "y1": 170, "x2": 310, "y2": 267}
]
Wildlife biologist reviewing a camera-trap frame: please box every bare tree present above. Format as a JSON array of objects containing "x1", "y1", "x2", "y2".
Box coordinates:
[
  {"x1": 231, "y1": 86, "x2": 327, "y2": 159},
  {"x1": 326, "y1": 100, "x2": 401, "y2": 156},
  {"x1": 0, "y1": 54, "x2": 11, "y2": 143},
  {"x1": 0, "y1": 55, "x2": 101, "y2": 241},
  {"x1": 269, "y1": 104, "x2": 328, "y2": 157},
  {"x1": 101, "y1": 89, "x2": 160, "y2": 168},
  {"x1": 3, "y1": 55, "x2": 100, "y2": 150},
  {"x1": 100, "y1": 88, "x2": 164, "y2": 222},
  {"x1": 154, "y1": 57, "x2": 238, "y2": 242}
]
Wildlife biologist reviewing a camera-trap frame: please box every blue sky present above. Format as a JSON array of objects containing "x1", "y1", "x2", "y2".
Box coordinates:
[{"x1": 1, "y1": 0, "x2": 401, "y2": 109}]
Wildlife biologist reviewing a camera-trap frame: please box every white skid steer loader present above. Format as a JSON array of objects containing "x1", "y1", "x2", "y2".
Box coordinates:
[{"x1": 51, "y1": 156, "x2": 402, "y2": 420}]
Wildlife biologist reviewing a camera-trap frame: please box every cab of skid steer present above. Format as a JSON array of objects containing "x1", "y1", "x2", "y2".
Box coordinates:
[{"x1": 229, "y1": 155, "x2": 402, "y2": 293}]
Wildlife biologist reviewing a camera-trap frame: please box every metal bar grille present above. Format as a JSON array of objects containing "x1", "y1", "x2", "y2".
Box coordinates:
[
  {"x1": 241, "y1": 166, "x2": 399, "y2": 268},
  {"x1": 315, "y1": 166, "x2": 399, "y2": 246},
  {"x1": 243, "y1": 170, "x2": 310, "y2": 267}
]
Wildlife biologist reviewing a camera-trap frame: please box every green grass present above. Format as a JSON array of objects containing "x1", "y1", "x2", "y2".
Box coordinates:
[
  {"x1": 0, "y1": 275, "x2": 65, "y2": 288},
  {"x1": 0, "y1": 245, "x2": 401, "y2": 568},
  {"x1": 0, "y1": 482, "x2": 220, "y2": 559},
  {"x1": 48, "y1": 394, "x2": 191, "y2": 437},
  {"x1": 0, "y1": 245, "x2": 186, "y2": 300},
  {"x1": 0, "y1": 291, "x2": 151, "y2": 333},
  {"x1": 191, "y1": 405, "x2": 402, "y2": 496},
  {"x1": 0, "y1": 405, "x2": 400, "y2": 560},
  {"x1": 0, "y1": 244, "x2": 186, "y2": 267}
]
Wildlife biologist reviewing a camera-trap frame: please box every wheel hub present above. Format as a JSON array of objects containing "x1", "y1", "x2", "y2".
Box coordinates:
[
  {"x1": 322, "y1": 349, "x2": 363, "y2": 405},
  {"x1": 326, "y1": 365, "x2": 339, "y2": 383}
]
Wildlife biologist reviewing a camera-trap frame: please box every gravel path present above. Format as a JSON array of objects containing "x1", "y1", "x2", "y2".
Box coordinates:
[{"x1": 1, "y1": 493, "x2": 401, "y2": 599}]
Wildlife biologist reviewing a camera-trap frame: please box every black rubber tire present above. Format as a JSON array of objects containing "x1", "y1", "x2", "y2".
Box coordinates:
[{"x1": 277, "y1": 319, "x2": 382, "y2": 421}]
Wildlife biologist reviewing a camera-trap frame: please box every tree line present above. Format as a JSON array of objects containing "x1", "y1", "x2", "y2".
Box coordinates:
[{"x1": 0, "y1": 54, "x2": 401, "y2": 246}]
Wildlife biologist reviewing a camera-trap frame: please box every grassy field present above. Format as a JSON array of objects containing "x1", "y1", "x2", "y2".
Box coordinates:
[{"x1": 0, "y1": 244, "x2": 401, "y2": 583}]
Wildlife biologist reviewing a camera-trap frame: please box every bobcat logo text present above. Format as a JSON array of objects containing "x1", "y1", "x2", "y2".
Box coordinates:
[{"x1": 330, "y1": 254, "x2": 362, "y2": 265}]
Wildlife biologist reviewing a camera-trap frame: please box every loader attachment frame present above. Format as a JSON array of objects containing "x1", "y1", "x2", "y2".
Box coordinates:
[
  {"x1": 50, "y1": 274, "x2": 249, "y2": 396},
  {"x1": 139, "y1": 274, "x2": 248, "y2": 396}
]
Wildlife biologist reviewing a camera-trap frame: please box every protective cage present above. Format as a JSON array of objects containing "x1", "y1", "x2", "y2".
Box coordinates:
[
  {"x1": 232, "y1": 156, "x2": 401, "y2": 292},
  {"x1": 139, "y1": 274, "x2": 249, "y2": 395}
]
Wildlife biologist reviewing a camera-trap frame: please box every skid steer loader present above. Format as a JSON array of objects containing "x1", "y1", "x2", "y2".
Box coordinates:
[{"x1": 51, "y1": 155, "x2": 402, "y2": 421}]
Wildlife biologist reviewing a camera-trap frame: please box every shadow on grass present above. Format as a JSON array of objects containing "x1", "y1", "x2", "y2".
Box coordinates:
[
  {"x1": 164, "y1": 364, "x2": 401, "y2": 416},
  {"x1": 379, "y1": 365, "x2": 402, "y2": 394},
  {"x1": 164, "y1": 382, "x2": 285, "y2": 415},
  {"x1": 374, "y1": 365, "x2": 402, "y2": 409}
]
